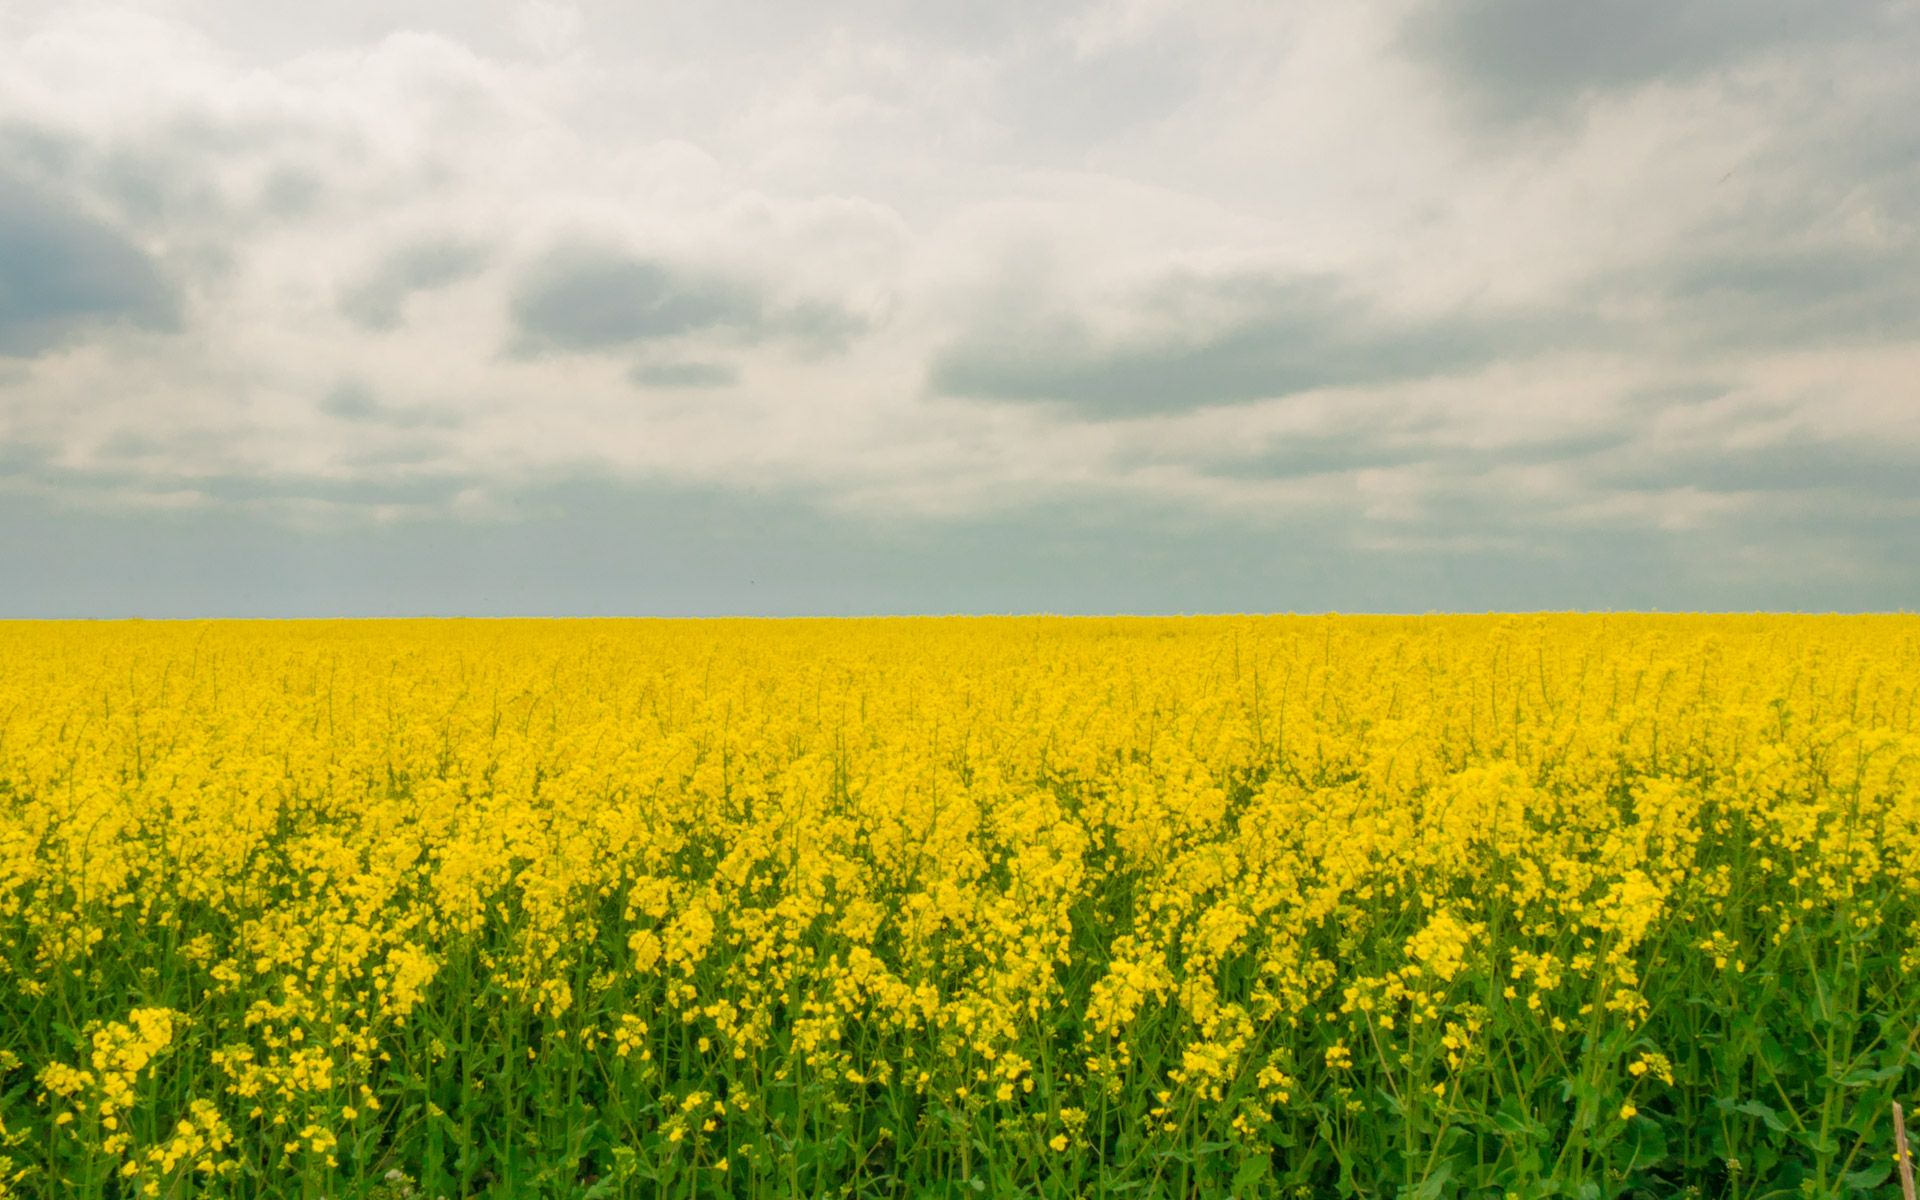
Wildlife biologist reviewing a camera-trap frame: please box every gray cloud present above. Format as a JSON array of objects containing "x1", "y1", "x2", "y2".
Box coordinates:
[
  {"x1": 320, "y1": 379, "x2": 462, "y2": 429},
  {"x1": 1405, "y1": 0, "x2": 1898, "y2": 121},
  {"x1": 1656, "y1": 243, "x2": 1920, "y2": 348},
  {"x1": 940, "y1": 194, "x2": 1920, "y2": 423},
  {"x1": 4, "y1": 478, "x2": 1914, "y2": 618},
  {"x1": 0, "y1": 168, "x2": 175, "y2": 356},
  {"x1": 509, "y1": 246, "x2": 762, "y2": 353},
  {"x1": 629, "y1": 361, "x2": 738, "y2": 388},
  {"x1": 1202, "y1": 429, "x2": 1634, "y2": 484},
  {"x1": 340, "y1": 238, "x2": 490, "y2": 331},
  {"x1": 190, "y1": 472, "x2": 468, "y2": 506},
  {"x1": 1578, "y1": 113, "x2": 1920, "y2": 355},
  {"x1": 774, "y1": 299, "x2": 869, "y2": 357},
  {"x1": 931, "y1": 273, "x2": 1528, "y2": 416},
  {"x1": 1198, "y1": 433, "x2": 1430, "y2": 481},
  {"x1": 1, "y1": 433, "x2": 468, "y2": 511},
  {"x1": 320, "y1": 378, "x2": 381, "y2": 420},
  {"x1": 1598, "y1": 439, "x2": 1920, "y2": 502},
  {"x1": 258, "y1": 167, "x2": 323, "y2": 220}
]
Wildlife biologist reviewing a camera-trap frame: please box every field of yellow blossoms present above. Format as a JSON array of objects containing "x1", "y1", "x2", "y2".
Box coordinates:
[{"x1": 1, "y1": 615, "x2": 1917, "y2": 1200}]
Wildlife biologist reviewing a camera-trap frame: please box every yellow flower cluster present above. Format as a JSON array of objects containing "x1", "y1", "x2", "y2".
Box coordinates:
[{"x1": 0, "y1": 615, "x2": 1914, "y2": 1197}]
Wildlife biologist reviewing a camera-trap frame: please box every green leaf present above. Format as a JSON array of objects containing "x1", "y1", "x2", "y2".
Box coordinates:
[
  {"x1": 1233, "y1": 1153, "x2": 1270, "y2": 1194},
  {"x1": 1735, "y1": 1099, "x2": 1790, "y2": 1133},
  {"x1": 1401, "y1": 1159, "x2": 1453, "y2": 1200},
  {"x1": 1493, "y1": 1098, "x2": 1548, "y2": 1141},
  {"x1": 1611, "y1": 1116, "x2": 1670, "y2": 1174},
  {"x1": 1837, "y1": 1063, "x2": 1905, "y2": 1087},
  {"x1": 1841, "y1": 1162, "x2": 1892, "y2": 1190}
]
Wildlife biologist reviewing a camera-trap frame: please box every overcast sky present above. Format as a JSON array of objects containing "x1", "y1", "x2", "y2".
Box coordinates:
[{"x1": 2, "y1": 0, "x2": 1917, "y2": 615}]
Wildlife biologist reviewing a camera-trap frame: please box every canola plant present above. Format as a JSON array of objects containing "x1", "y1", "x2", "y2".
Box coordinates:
[{"x1": 0, "y1": 615, "x2": 1916, "y2": 1199}]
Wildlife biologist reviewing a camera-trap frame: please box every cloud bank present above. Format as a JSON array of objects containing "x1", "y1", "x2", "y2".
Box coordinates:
[{"x1": 1, "y1": 0, "x2": 1916, "y2": 611}]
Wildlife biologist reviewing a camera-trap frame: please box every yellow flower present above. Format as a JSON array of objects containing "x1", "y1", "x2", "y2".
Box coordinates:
[{"x1": 3, "y1": 614, "x2": 1912, "y2": 1196}]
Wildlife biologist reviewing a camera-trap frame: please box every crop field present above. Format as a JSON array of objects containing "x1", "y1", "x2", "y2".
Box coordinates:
[{"x1": 0, "y1": 615, "x2": 1917, "y2": 1200}]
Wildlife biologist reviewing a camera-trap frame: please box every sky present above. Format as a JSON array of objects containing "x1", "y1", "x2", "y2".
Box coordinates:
[{"x1": 2, "y1": 0, "x2": 1917, "y2": 616}]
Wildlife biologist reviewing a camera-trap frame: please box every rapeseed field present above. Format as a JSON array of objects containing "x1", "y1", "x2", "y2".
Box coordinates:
[{"x1": 1, "y1": 615, "x2": 1916, "y2": 1199}]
